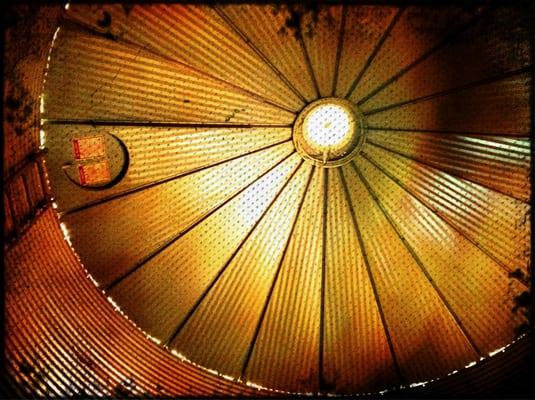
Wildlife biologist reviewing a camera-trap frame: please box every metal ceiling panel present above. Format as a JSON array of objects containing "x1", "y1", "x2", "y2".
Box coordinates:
[
  {"x1": 217, "y1": 4, "x2": 320, "y2": 102},
  {"x1": 334, "y1": 6, "x2": 398, "y2": 98},
  {"x1": 62, "y1": 142, "x2": 294, "y2": 287},
  {"x1": 43, "y1": 27, "x2": 295, "y2": 124},
  {"x1": 342, "y1": 163, "x2": 479, "y2": 382},
  {"x1": 361, "y1": 7, "x2": 531, "y2": 112},
  {"x1": 5, "y1": 210, "x2": 265, "y2": 397},
  {"x1": 44, "y1": 124, "x2": 291, "y2": 212},
  {"x1": 366, "y1": 130, "x2": 531, "y2": 201},
  {"x1": 170, "y1": 162, "x2": 313, "y2": 377},
  {"x1": 362, "y1": 144, "x2": 530, "y2": 277},
  {"x1": 65, "y1": 4, "x2": 304, "y2": 112},
  {"x1": 244, "y1": 167, "x2": 324, "y2": 393},
  {"x1": 346, "y1": 6, "x2": 486, "y2": 104},
  {"x1": 366, "y1": 73, "x2": 531, "y2": 135},
  {"x1": 299, "y1": 5, "x2": 343, "y2": 98},
  {"x1": 355, "y1": 155, "x2": 527, "y2": 352},
  {"x1": 323, "y1": 168, "x2": 398, "y2": 393},
  {"x1": 107, "y1": 154, "x2": 302, "y2": 342}
]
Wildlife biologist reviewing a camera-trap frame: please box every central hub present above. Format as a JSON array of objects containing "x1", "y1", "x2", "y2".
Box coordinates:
[{"x1": 293, "y1": 98, "x2": 365, "y2": 167}]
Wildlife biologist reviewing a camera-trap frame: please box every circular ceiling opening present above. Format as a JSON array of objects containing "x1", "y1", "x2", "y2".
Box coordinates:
[{"x1": 293, "y1": 98, "x2": 365, "y2": 167}]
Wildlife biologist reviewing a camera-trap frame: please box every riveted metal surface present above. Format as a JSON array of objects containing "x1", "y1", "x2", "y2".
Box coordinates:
[
  {"x1": 5, "y1": 210, "x2": 270, "y2": 397},
  {"x1": 355, "y1": 155, "x2": 526, "y2": 352},
  {"x1": 365, "y1": 131, "x2": 531, "y2": 201},
  {"x1": 299, "y1": 5, "x2": 343, "y2": 98},
  {"x1": 334, "y1": 6, "x2": 398, "y2": 98},
  {"x1": 43, "y1": 27, "x2": 296, "y2": 124},
  {"x1": 361, "y1": 7, "x2": 531, "y2": 113},
  {"x1": 366, "y1": 73, "x2": 531, "y2": 135},
  {"x1": 216, "y1": 4, "x2": 320, "y2": 102},
  {"x1": 62, "y1": 143, "x2": 295, "y2": 287},
  {"x1": 361, "y1": 144, "x2": 531, "y2": 278},
  {"x1": 65, "y1": 4, "x2": 304, "y2": 112},
  {"x1": 346, "y1": 6, "x2": 487, "y2": 104},
  {"x1": 342, "y1": 164, "x2": 480, "y2": 382},
  {"x1": 108, "y1": 153, "x2": 303, "y2": 342},
  {"x1": 244, "y1": 167, "x2": 324, "y2": 393},
  {"x1": 323, "y1": 169, "x2": 399, "y2": 393},
  {"x1": 170, "y1": 162, "x2": 313, "y2": 376},
  {"x1": 45, "y1": 124, "x2": 292, "y2": 212}
]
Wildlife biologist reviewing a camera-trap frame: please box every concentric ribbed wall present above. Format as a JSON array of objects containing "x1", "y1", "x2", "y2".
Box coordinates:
[{"x1": 3, "y1": 3, "x2": 533, "y2": 398}]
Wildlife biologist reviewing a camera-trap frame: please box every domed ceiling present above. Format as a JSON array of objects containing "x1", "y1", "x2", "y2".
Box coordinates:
[{"x1": 39, "y1": 3, "x2": 530, "y2": 395}]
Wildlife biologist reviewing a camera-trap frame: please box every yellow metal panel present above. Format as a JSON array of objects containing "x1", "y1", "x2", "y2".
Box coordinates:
[
  {"x1": 362, "y1": 7, "x2": 531, "y2": 112},
  {"x1": 342, "y1": 163, "x2": 479, "y2": 382},
  {"x1": 63, "y1": 142, "x2": 294, "y2": 287},
  {"x1": 362, "y1": 144, "x2": 530, "y2": 277},
  {"x1": 334, "y1": 6, "x2": 398, "y2": 98},
  {"x1": 171, "y1": 162, "x2": 313, "y2": 376},
  {"x1": 366, "y1": 74, "x2": 531, "y2": 135},
  {"x1": 300, "y1": 5, "x2": 343, "y2": 98},
  {"x1": 65, "y1": 4, "x2": 304, "y2": 112},
  {"x1": 348, "y1": 6, "x2": 484, "y2": 103},
  {"x1": 28, "y1": 3, "x2": 532, "y2": 395},
  {"x1": 217, "y1": 4, "x2": 319, "y2": 102},
  {"x1": 43, "y1": 27, "x2": 295, "y2": 124},
  {"x1": 366, "y1": 130, "x2": 531, "y2": 202},
  {"x1": 107, "y1": 153, "x2": 302, "y2": 342},
  {"x1": 323, "y1": 169, "x2": 398, "y2": 393},
  {"x1": 44, "y1": 124, "x2": 291, "y2": 211},
  {"x1": 355, "y1": 155, "x2": 527, "y2": 353},
  {"x1": 5, "y1": 210, "x2": 263, "y2": 397},
  {"x1": 245, "y1": 167, "x2": 324, "y2": 393}
]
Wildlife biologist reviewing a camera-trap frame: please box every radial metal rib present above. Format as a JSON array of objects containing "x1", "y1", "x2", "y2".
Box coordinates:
[
  {"x1": 61, "y1": 138, "x2": 292, "y2": 216},
  {"x1": 367, "y1": 140, "x2": 530, "y2": 203},
  {"x1": 45, "y1": 120, "x2": 293, "y2": 128},
  {"x1": 357, "y1": 6, "x2": 493, "y2": 106},
  {"x1": 366, "y1": 126, "x2": 530, "y2": 138},
  {"x1": 344, "y1": 7, "x2": 404, "y2": 100},
  {"x1": 351, "y1": 161, "x2": 484, "y2": 358},
  {"x1": 297, "y1": 34, "x2": 320, "y2": 99},
  {"x1": 363, "y1": 67, "x2": 533, "y2": 116},
  {"x1": 319, "y1": 168, "x2": 328, "y2": 392},
  {"x1": 212, "y1": 6, "x2": 309, "y2": 104},
  {"x1": 104, "y1": 151, "x2": 297, "y2": 291},
  {"x1": 331, "y1": 4, "x2": 346, "y2": 96},
  {"x1": 339, "y1": 168, "x2": 405, "y2": 385},
  {"x1": 360, "y1": 150, "x2": 530, "y2": 287},
  {"x1": 62, "y1": 18, "x2": 299, "y2": 114},
  {"x1": 239, "y1": 165, "x2": 315, "y2": 381},
  {"x1": 165, "y1": 159, "x2": 305, "y2": 347}
]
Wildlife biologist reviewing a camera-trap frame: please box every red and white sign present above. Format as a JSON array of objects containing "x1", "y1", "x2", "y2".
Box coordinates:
[
  {"x1": 72, "y1": 136, "x2": 106, "y2": 160},
  {"x1": 78, "y1": 161, "x2": 111, "y2": 186}
]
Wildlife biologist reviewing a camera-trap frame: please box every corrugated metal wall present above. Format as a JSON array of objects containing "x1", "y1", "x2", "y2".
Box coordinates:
[{"x1": 3, "y1": 5, "x2": 268, "y2": 398}]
